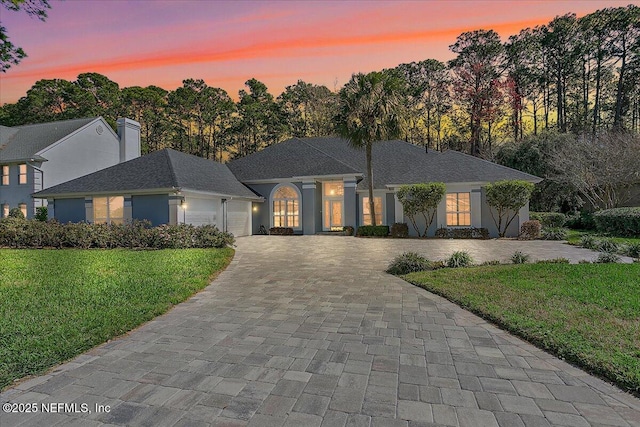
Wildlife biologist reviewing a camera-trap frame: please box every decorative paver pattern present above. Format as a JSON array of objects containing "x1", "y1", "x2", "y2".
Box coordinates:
[{"x1": 1, "y1": 236, "x2": 638, "y2": 426}]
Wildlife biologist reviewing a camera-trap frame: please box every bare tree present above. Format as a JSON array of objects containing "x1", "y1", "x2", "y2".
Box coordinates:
[{"x1": 551, "y1": 132, "x2": 640, "y2": 209}]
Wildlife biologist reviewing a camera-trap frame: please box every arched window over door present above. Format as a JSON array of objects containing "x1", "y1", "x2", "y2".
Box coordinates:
[{"x1": 271, "y1": 184, "x2": 300, "y2": 228}]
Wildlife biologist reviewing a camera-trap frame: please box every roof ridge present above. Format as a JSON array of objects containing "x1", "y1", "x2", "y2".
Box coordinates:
[
  {"x1": 299, "y1": 137, "x2": 361, "y2": 173},
  {"x1": 16, "y1": 117, "x2": 98, "y2": 129},
  {"x1": 162, "y1": 149, "x2": 181, "y2": 188}
]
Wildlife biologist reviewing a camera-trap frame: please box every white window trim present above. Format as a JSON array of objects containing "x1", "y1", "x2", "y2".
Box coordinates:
[
  {"x1": 269, "y1": 183, "x2": 302, "y2": 230},
  {"x1": 361, "y1": 193, "x2": 386, "y2": 226},
  {"x1": 446, "y1": 192, "x2": 472, "y2": 227},
  {"x1": 92, "y1": 196, "x2": 125, "y2": 225}
]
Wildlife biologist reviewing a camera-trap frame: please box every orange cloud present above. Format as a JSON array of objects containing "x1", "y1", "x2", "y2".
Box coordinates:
[{"x1": 4, "y1": 17, "x2": 548, "y2": 82}]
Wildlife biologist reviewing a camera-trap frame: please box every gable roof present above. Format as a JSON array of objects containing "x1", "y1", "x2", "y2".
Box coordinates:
[
  {"x1": 0, "y1": 118, "x2": 99, "y2": 163},
  {"x1": 34, "y1": 148, "x2": 261, "y2": 200},
  {"x1": 228, "y1": 137, "x2": 542, "y2": 189}
]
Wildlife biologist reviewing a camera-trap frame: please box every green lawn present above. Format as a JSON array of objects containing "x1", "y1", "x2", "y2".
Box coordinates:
[
  {"x1": 566, "y1": 229, "x2": 640, "y2": 246},
  {"x1": 405, "y1": 263, "x2": 640, "y2": 394},
  {"x1": 0, "y1": 248, "x2": 233, "y2": 389}
]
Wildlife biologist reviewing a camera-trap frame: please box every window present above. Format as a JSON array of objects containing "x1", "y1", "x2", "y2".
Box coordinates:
[
  {"x1": 2, "y1": 204, "x2": 8, "y2": 218},
  {"x1": 1, "y1": 165, "x2": 8, "y2": 185},
  {"x1": 272, "y1": 185, "x2": 300, "y2": 228},
  {"x1": 93, "y1": 196, "x2": 124, "y2": 224},
  {"x1": 446, "y1": 193, "x2": 471, "y2": 226},
  {"x1": 323, "y1": 182, "x2": 344, "y2": 196},
  {"x1": 362, "y1": 196, "x2": 383, "y2": 226},
  {"x1": 19, "y1": 203, "x2": 27, "y2": 218},
  {"x1": 19, "y1": 164, "x2": 27, "y2": 184}
]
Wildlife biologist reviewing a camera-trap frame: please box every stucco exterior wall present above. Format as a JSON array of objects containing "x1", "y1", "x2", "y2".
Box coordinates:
[
  {"x1": 53, "y1": 198, "x2": 86, "y2": 223},
  {"x1": 0, "y1": 163, "x2": 33, "y2": 217},
  {"x1": 132, "y1": 194, "x2": 169, "y2": 226}
]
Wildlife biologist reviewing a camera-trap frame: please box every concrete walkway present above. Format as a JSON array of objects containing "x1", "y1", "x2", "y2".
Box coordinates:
[{"x1": 1, "y1": 236, "x2": 638, "y2": 427}]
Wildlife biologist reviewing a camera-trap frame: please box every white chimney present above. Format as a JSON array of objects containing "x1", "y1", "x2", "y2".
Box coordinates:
[{"x1": 116, "y1": 118, "x2": 141, "y2": 162}]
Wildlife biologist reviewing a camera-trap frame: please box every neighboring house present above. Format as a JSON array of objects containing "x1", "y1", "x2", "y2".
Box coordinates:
[
  {"x1": 227, "y1": 137, "x2": 542, "y2": 237},
  {"x1": 34, "y1": 149, "x2": 262, "y2": 237},
  {"x1": 0, "y1": 117, "x2": 140, "y2": 219}
]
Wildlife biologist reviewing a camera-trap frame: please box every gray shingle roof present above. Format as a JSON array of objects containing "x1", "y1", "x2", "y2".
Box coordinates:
[
  {"x1": 0, "y1": 118, "x2": 98, "y2": 162},
  {"x1": 34, "y1": 149, "x2": 261, "y2": 200},
  {"x1": 229, "y1": 137, "x2": 541, "y2": 189},
  {"x1": 227, "y1": 137, "x2": 361, "y2": 181}
]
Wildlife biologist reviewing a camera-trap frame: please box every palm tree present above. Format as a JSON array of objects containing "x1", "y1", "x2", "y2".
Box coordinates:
[{"x1": 336, "y1": 71, "x2": 403, "y2": 226}]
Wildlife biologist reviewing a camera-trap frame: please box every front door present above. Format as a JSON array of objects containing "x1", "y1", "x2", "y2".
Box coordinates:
[
  {"x1": 329, "y1": 200, "x2": 342, "y2": 230},
  {"x1": 323, "y1": 181, "x2": 344, "y2": 231}
]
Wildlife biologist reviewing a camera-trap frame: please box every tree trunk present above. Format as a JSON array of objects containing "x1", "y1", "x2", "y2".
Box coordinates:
[
  {"x1": 366, "y1": 143, "x2": 376, "y2": 226},
  {"x1": 614, "y1": 43, "x2": 627, "y2": 130}
]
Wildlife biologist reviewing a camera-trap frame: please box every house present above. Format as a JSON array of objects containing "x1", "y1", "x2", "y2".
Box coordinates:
[
  {"x1": 33, "y1": 148, "x2": 262, "y2": 237},
  {"x1": 227, "y1": 137, "x2": 542, "y2": 237},
  {"x1": 0, "y1": 117, "x2": 140, "y2": 219},
  {"x1": 35, "y1": 136, "x2": 541, "y2": 238}
]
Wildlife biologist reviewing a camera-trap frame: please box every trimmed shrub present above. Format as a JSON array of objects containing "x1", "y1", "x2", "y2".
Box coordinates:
[
  {"x1": 343, "y1": 226, "x2": 354, "y2": 236},
  {"x1": 593, "y1": 207, "x2": 640, "y2": 237},
  {"x1": 8, "y1": 208, "x2": 24, "y2": 219},
  {"x1": 485, "y1": 180, "x2": 535, "y2": 237},
  {"x1": 597, "y1": 239, "x2": 619, "y2": 254},
  {"x1": 434, "y1": 227, "x2": 489, "y2": 239},
  {"x1": 519, "y1": 220, "x2": 541, "y2": 240},
  {"x1": 511, "y1": 251, "x2": 530, "y2": 264},
  {"x1": 446, "y1": 251, "x2": 473, "y2": 268},
  {"x1": 540, "y1": 227, "x2": 568, "y2": 240},
  {"x1": 386, "y1": 252, "x2": 433, "y2": 275},
  {"x1": 595, "y1": 252, "x2": 620, "y2": 263},
  {"x1": 529, "y1": 212, "x2": 566, "y2": 228},
  {"x1": 356, "y1": 225, "x2": 389, "y2": 237},
  {"x1": 624, "y1": 242, "x2": 640, "y2": 258},
  {"x1": 269, "y1": 227, "x2": 294, "y2": 235},
  {"x1": 390, "y1": 223, "x2": 409, "y2": 238},
  {"x1": 35, "y1": 206, "x2": 48, "y2": 222},
  {"x1": 565, "y1": 211, "x2": 596, "y2": 230},
  {"x1": 579, "y1": 234, "x2": 599, "y2": 249},
  {"x1": 536, "y1": 258, "x2": 570, "y2": 264}
]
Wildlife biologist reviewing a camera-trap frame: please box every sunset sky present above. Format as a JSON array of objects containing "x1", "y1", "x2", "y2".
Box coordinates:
[{"x1": 0, "y1": 0, "x2": 635, "y2": 104}]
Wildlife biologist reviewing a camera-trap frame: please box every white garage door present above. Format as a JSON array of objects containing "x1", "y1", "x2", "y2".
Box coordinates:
[
  {"x1": 184, "y1": 197, "x2": 218, "y2": 227},
  {"x1": 226, "y1": 200, "x2": 251, "y2": 237}
]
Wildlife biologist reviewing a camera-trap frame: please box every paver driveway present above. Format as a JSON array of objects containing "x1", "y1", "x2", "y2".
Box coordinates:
[{"x1": 1, "y1": 236, "x2": 638, "y2": 427}]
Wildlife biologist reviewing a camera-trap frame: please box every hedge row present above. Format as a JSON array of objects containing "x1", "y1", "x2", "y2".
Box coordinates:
[
  {"x1": 0, "y1": 218, "x2": 235, "y2": 249},
  {"x1": 434, "y1": 227, "x2": 489, "y2": 239},
  {"x1": 593, "y1": 207, "x2": 640, "y2": 237},
  {"x1": 356, "y1": 225, "x2": 390, "y2": 237},
  {"x1": 529, "y1": 212, "x2": 566, "y2": 228}
]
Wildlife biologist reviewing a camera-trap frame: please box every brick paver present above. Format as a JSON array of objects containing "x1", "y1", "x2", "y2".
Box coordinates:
[{"x1": 1, "y1": 236, "x2": 638, "y2": 426}]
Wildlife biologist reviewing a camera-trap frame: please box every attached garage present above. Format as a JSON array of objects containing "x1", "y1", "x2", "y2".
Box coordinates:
[
  {"x1": 34, "y1": 149, "x2": 263, "y2": 233},
  {"x1": 184, "y1": 195, "x2": 219, "y2": 227},
  {"x1": 225, "y1": 200, "x2": 252, "y2": 237}
]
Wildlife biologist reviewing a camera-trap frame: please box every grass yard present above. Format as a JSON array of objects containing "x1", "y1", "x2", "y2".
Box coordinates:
[
  {"x1": 405, "y1": 263, "x2": 640, "y2": 394},
  {"x1": 0, "y1": 248, "x2": 233, "y2": 389},
  {"x1": 566, "y1": 229, "x2": 640, "y2": 246}
]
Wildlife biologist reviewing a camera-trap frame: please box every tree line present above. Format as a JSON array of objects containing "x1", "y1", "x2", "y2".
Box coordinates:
[{"x1": 1, "y1": 4, "x2": 638, "y2": 162}]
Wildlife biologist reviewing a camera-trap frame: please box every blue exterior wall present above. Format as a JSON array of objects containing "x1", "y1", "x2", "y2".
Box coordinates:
[
  {"x1": 132, "y1": 194, "x2": 169, "y2": 226},
  {"x1": 53, "y1": 198, "x2": 86, "y2": 223},
  {"x1": 246, "y1": 183, "x2": 275, "y2": 234},
  {"x1": 0, "y1": 163, "x2": 34, "y2": 218}
]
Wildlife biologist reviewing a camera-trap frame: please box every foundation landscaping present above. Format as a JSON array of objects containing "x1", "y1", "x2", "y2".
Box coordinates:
[{"x1": 0, "y1": 215, "x2": 235, "y2": 389}]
